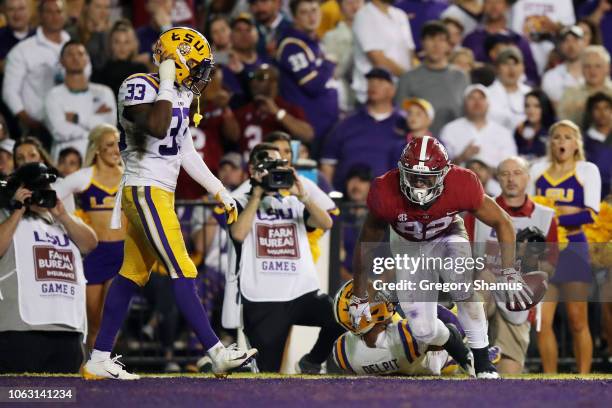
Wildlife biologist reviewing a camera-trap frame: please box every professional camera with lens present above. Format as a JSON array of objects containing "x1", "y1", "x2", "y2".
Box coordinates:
[
  {"x1": 253, "y1": 150, "x2": 294, "y2": 191},
  {"x1": 0, "y1": 163, "x2": 58, "y2": 210}
]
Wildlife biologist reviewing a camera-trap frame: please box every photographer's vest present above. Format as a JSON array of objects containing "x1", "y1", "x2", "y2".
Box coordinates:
[
  {"x1": 0, "y1": 213, "x2": 86, "y2": 332},
  {"x1": 471, "y1": 197, "x2": 555, "y2": 268},
  {"x1": 233, "y1": 194, "x2": 320, "y2": 302}
]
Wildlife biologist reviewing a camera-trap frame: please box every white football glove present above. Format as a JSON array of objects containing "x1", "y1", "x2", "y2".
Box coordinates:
[
  {"x1": 215, "y1": 189, "x2": 238, "y2": 224},
  {"x1": 158, "y1": 58, "x2": 176, "y2": 83},
  {"x1": 348, "y1": 294, "x2": 372, "y2": 329},
  {"x1": 496, "y1": 267, "x2": 534, "y2": 311}
]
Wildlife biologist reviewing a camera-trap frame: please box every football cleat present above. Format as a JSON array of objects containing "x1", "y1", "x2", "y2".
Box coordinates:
[
  {"x1": 210, "y1": 344, "x2": 258, "y2": 377},
  {"x1": 82, "y1": 355, "x2": 140, "y2": 380},
  {"x1": 473, "y1": 347, "x2": 500, "y2": 379},
  {"x1": 295, "y1": 355, "x2": 322, "y2": 375}
]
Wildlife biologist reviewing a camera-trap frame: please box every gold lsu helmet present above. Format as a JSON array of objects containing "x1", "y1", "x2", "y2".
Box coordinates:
[
  {"x1": 334, "y1": 279, "x2": 396, "y2": 335},
  {"x1": 153, "y1": 27, "x2": 214, "y2": 96}
]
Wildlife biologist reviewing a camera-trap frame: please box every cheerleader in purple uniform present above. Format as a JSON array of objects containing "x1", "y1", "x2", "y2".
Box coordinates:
[
  {"x1": 530, "y1": 120, "x2": 601, "y2": 374},
  {"x1": 55, "y1": 125, "x2": 125, "y2": 350}
]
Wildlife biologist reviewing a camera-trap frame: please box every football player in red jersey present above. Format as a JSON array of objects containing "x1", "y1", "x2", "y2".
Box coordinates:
[{"x1": 350, "y1": 136, "x2": 531, "y2": 378}]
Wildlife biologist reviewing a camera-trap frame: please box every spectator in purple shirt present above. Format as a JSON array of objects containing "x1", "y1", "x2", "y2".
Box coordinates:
[
  {"x1": 578, "y1": 0, "x2": 612, "y2": 56},
  {"x1": 394, "y1": 0, "x2": 450, "y2": 51},
  {"x1": 462, "y1": 0, "x2": 540, "y2": 85},
  {"x1": 224, "y1": 13, "x2": 270, "y2": 101},
  {"x1": 320, "y1": 68, "x2": 405, "y2": 190},
  {"x1": 276, "y1": 0, "x2": 339, "y2": 150}
]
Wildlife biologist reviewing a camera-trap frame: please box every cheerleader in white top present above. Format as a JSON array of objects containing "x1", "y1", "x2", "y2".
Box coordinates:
[
  {"x1": 54, "y1": 124, "x2": 125, "y2": 350},
  {"x1": 529, "y1": 120, "x2": 601, "y2": 374}
]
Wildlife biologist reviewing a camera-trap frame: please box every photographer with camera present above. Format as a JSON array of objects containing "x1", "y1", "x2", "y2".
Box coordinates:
[
  {"x1": 464, "y1": 156, "x2": 558, "y2": 374},
  {"x1": 229, "y1": 143, "x2": 344, "y2": 373},
  {"x1": 0, "y1": 162, "x2": 98, "y2": 373}
]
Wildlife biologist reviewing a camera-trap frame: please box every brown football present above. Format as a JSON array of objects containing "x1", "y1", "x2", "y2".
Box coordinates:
[{"x1": 506, "y1": 271, "x2": 549, "y2": 311}]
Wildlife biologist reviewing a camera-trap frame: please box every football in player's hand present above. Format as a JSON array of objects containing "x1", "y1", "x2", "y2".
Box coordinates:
[{"x1": 506, "y1": 271, "x2": 549, "y2": 311}]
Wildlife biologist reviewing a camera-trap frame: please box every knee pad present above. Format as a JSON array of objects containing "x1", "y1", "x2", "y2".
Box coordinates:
[{"x1": 408, "y1": 317, "x2": 448, "y2": 346}]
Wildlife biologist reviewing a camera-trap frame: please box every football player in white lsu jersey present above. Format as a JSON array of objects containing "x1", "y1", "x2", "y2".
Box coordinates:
[
  {"x1": 333, "y1": 280, "x2": 501, "y2": 376},
  {"x1": 83, "y1": 27, "x2": 257, "y2": 380}
]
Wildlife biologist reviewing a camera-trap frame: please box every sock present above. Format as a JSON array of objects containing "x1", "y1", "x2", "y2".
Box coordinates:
[
  {"x1": 443, "y1": 323, "x2": 469, "y2": 366},
  {"x1": 457, "y1": 301, "x2": 489, "y2": 349},
  {"x1": 207, "y1": 341, "x2": 224, "y2": 357},
  {"x1": 94, "y1": 275, "x2": 140, "y2": 352},
  {"x1": 172, "y1": 278, "x2": 220, "y2": 350},
  {"x1": 472, "y1": 346, "x2": 493, "y2": 372},
  {"x1": 90, "y1": 350, "x2": 111, "y2": 362}
]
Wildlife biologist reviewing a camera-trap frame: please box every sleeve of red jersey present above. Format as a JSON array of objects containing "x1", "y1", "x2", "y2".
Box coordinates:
[
  {"x1": 461, "y1": 168, "x2": 486, "y2": 211},
  {"x1": 366, "y1": 176, "x2": 389, "y2": 222}
]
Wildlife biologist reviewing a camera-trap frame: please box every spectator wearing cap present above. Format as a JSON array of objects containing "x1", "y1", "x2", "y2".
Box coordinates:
[
  {"x1": 339, "y1": 164, "x2": 371, "y2": 280},
  {"x1": 514, "y1": 89, "x2": 556, "y2": 160},
  {"x1": 542, "y1": 25, "x2": 587, "y2": 105},
  {"x1": 2, "y1": 0, "x2": 71, "y2": 143},
  {"x1": 396, "y1": 21, "x2": 468, "y2": 136},
  {"x1": 276, "y1": 0, "x2": 339, "y2": 146},
  {"x1": 0, "y1": 138, "x2": 15, "y2": 178},
  {"x1": 219, "y1": 152, "x2": 248, "y2": 189},
  {"x1": 0, "y1": 0, "x2": 34, "y2": 74},
  {"x1": 487, "y1": 46, "x2": 532, "y2": 132},
  {"x1": 510, "y1": 0, "x2": 576, "y2": 74},
  {"x1": 440, "y1": 84, "x2": 517, "y2": 167},
  {"x1": 351, "y1": 0, "x2": 415, "y2": 104},
  {"x1": 558, "y1": 45, "x2": 612, "y2": 125},
  {"x1": 249, "y1": 0, "x2": 292, "y2": 57},
  {"x1": 402, "y1": 97, "x2": 434, "y2": 143},
  {"x1": 320, "y1": 68, "x2": 405, "y2": 190},
  {"x1": 44, "y1": 41, "x2": 116, "y2": 161},
  {"x1": 462, "y1": 0, "x2": 540, "y2": 85},
  {"x1": 231, "y1": 64, "x2": 314, "y2": 157},
  {"x1": 583, "y1": 92, "x2": 612, "y2": 198},
  {"x1": 322, "y1": 0, "x2": 364, "y2": 113},
  {"x1": 226, "y1": 12, "x2": 271, "y2": 97}
]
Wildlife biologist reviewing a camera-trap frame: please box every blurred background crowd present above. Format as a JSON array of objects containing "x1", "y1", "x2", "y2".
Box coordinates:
[{"x1": 0, "y1": 0, "x2": 611, "y2": 375}]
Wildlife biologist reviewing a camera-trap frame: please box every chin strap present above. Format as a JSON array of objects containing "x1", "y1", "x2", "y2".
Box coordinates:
[{"x1": 193, "y1": 96, "x2": 203, "y2": 127}]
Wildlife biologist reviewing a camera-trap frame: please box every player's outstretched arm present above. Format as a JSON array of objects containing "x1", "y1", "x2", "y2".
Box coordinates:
[{"x1": 349, "y1": 212, "x2": 387, "y2": 327}]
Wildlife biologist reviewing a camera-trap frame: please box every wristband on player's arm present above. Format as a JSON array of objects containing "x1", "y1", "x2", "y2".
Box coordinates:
[
  {"x1": 156, "y1": 59, "x2": 175, "y2": 102},
  {"x1": 156, "y1": 80, "x2": 174, "y2": 103}
]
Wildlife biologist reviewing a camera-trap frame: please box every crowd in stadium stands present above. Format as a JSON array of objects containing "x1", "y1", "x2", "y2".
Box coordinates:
[{"x1": 0, "y1": 0, "x2": 611, "y2": 375}]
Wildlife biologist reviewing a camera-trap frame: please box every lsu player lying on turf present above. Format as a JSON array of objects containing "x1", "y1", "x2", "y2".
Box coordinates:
[
  {"x1": 349, "y1": 136, "x2": 530, "y2": 379},
  {"x1": 333, "y1": 280, "x2": 501, "y2": 375},
  {"x1": 83, "y1": 27, "x2": 257, "y2": 380}
]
